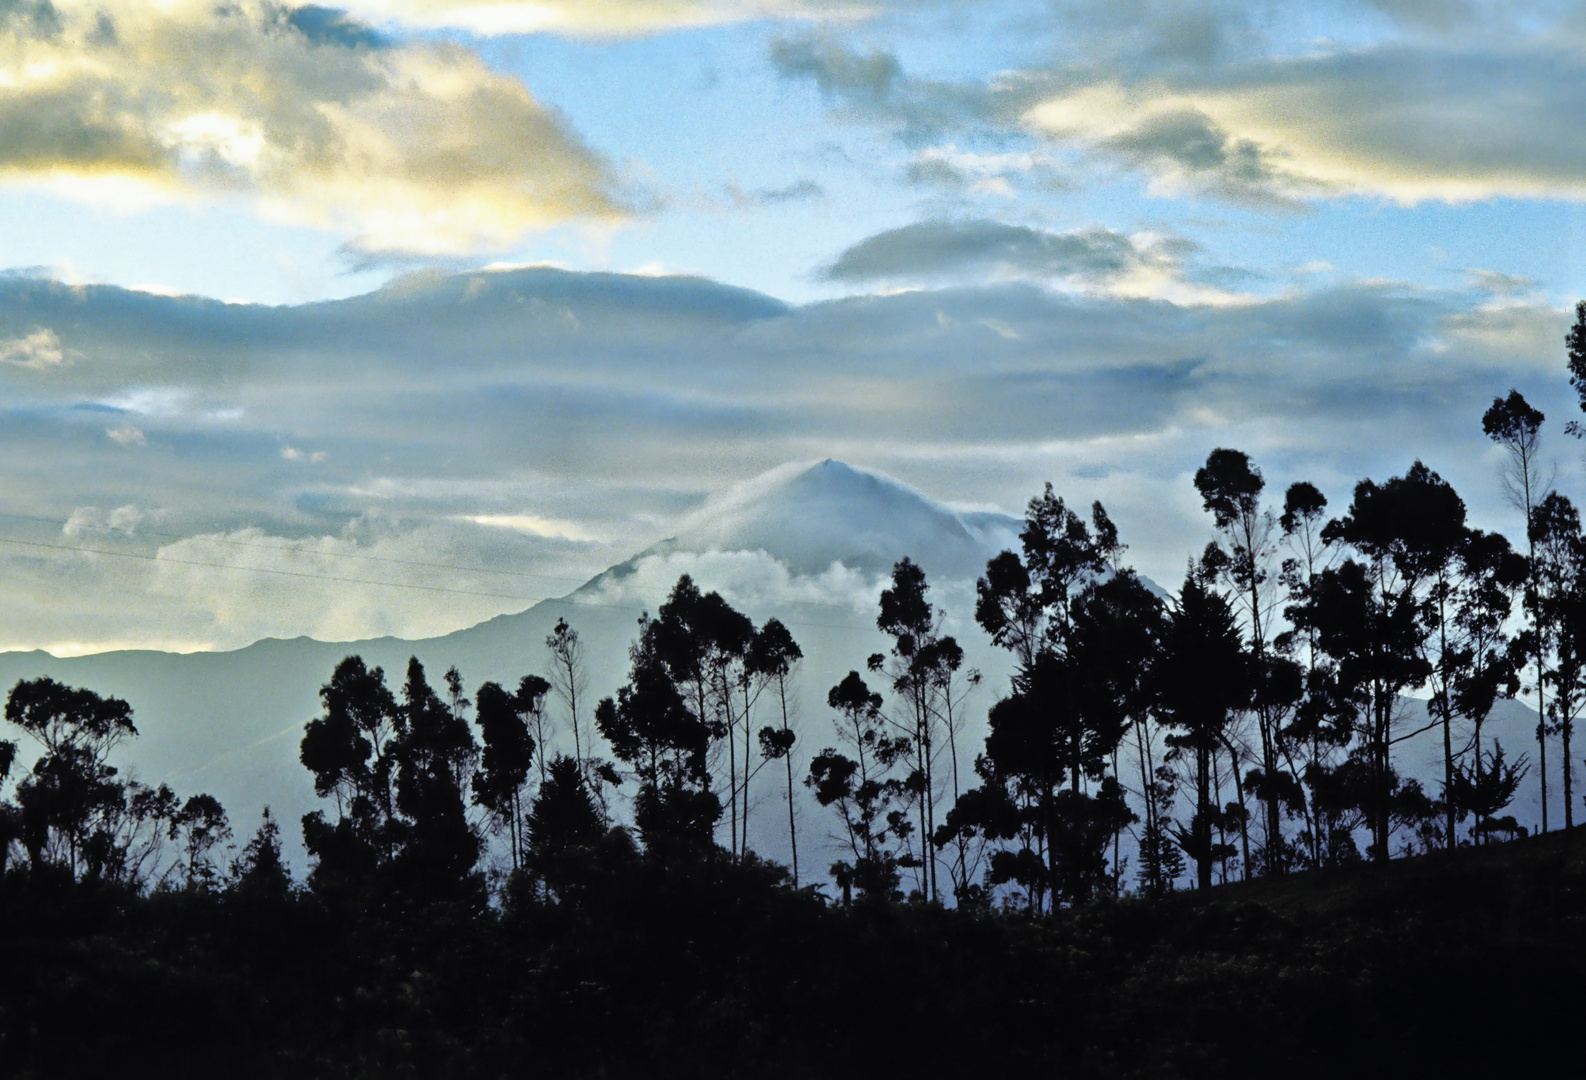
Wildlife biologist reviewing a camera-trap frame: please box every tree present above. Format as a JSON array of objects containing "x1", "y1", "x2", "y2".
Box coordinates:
[
  {"x1": 230, "y1": 807, "x2": 292, "y2": 903},
  {"x1": 299, "y1": 656, "x2": 402, "y2": 893},
  {"x1": 1565, "y1": 302, "x2": 1586, "y2": 436},
  {"x1": 1449, "y1": 745, "x2": 1529, "y2": 843},
  {"x1": 647, "y1": 576, "x2": 755, "y2": 857},
  {"x1": 965, "y1": 487, "x2": 1131, "y2": 908},
  {"x1": 391, "y1": 659, "x2": 482, "y2": 903},
  {"x1": 1159, "y1": 569, "x2": 1250, "y2": 889},
  {"x1": 298, "y1": 656, "x2": 483, "y2": 904},
  {"x1": 1484, "y1": 389, "x2": 1550, "y2": 830},
  {"x1": 1277, "y1": 479, "x2": 1341, "y2": 867},
  {"x1": 596, "y1": 612, "x2": 720, "y2": 858},
  {"x1": 4, "y1": 677, "x2": 182, "y2": 885},
  {"x1": 1288, "y1": 554, "x2": 1431, "y2": 861},
  {"x1": 749, "y1": 618, "x2": 803, "y2": 885},
  {"x1": 1531, "y1": 493, "x2": 1585, "y2": 828},
  {"x1": 525, "y1": 754, "x2": 610, "y2": 900},
  {"x1": 872, "y1": 556, "x2": 964, "y2": 902},
  {"x1": 546, "y1": 617, "x2": 587, "y2": 778},
  {"x1": 806, "y1": 671, "x2": 911, "y2": 902},
  {"x1": 172, "y1": 793, "x2": 231, "y2": 890},
  {"x1": 1195, "y1": 449, "x2": 1289, "y2": 872},
  {"x1": 473, "y1": 678, "x2": 539, "y2": 871},
  {"x1": 1449, "y1": 530, "x2": 1526, "y2": 842}
]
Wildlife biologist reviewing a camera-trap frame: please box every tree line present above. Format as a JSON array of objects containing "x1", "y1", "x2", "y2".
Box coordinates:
[{"x1": 5, "y1": 306, "x2": 1586, "y2": 914}]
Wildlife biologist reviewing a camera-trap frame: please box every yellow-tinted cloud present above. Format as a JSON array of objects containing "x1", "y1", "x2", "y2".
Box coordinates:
[
  {"x1": 1024, "y1": 49, "x2": 1586, "y2": 205},
  {"x1": 0, "y1": 1, "x2": 623, "y2": 253},
  {"x1": 343, "y1": 0, "x2": 877, "y2": 36},
  {"x1": 0, "y1": 327, "x2": 66, "y2": 370}
]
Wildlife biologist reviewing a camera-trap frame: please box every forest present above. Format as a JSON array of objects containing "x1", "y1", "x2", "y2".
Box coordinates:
[{"x1": 5, "y1": 306, "x2": 1586, "y2": 1075}]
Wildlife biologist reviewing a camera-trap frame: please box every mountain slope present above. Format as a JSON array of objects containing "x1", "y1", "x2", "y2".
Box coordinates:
[{"x1": 0, "y1": 459, "x2": 1023, "y2": 867}]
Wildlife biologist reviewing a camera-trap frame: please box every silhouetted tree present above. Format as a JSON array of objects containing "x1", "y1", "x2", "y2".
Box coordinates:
[
  {"x1": 1532, "y1": 493, "x2": 1585, "y2": 828},
  {"x1": 807, "y1": 671, "x2": 910, "y2": 902},
  {"x1": 1195, "y1": 448, "x2": 1293, "y2": 873},
  {"x1": 1159, "y1": 569, "x2": 1249, "y2": 889},
  {"x1": 1484, "y1": 389, "x2": 1551, "y2": 830},
  {"x1": 873, "y1": 557, "x2": 966, "y2": 901},
  {"x1": 597, "y1": 612, "x2": 720, "y2": 858},
  {"x1": 299, "y1": 656, "x2": 402, "y2": 893},
  {"x1": 4, "y1": 678, "x2": 180, "y2": 884},
  {"x1": 749, "y1": 618, "x2": 803, "y2": 885},
  {"x1": 546, "y1": 617, "x2": 587, "y2": 777},
  {"x1": 392, "y1": 659, "x2": 482, "y2": 902},
  {"x1": 473, "y1": 678, "x2": 540, "y2": 870},
  {"x1": 1449, "y1": 531, "x2": 1526, "y2": 842},
  {"x1": 1289, "y1": 551, "x2": 1431, "y2": 861},
  {"x1": 172, "y1": 793, "x2": 231, "y2": 889},
  {"x1": 1449, "y1": 745, "x2": 1529, "y2": 843},
  {"x1": 1277, "y1": 479, "x2": 1342, "y2": 867},
  {"x1": 967, "y1": 486, "x2": 1131, "y2": 907},
  {"x1": 230, "y1": 807, "x2": 291, "y2": 904},
  {"x1": 648, "y1": 576, "x2": 754, "y2": 857},
  {"x1": 526, "y1": 754, "x2": 610, "y2": 900}
]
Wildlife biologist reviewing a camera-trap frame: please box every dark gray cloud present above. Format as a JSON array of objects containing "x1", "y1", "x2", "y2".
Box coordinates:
[{"x1": 819, "y1": 219, "x2": 1196, "y2": 286}]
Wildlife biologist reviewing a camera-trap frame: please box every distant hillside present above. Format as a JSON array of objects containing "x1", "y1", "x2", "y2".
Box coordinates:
[{"x1": 0, "y1": 459, "x2": 1027, "y2": 868}]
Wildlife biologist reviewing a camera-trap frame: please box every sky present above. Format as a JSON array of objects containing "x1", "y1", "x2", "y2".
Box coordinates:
[{"x1": 2, "y1": 0, "x2": 1585, "y2": 654}]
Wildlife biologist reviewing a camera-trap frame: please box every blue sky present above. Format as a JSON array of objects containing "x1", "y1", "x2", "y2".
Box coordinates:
[{"x1": 2, "y1": 0, "x2": 1585, "y2": 652}]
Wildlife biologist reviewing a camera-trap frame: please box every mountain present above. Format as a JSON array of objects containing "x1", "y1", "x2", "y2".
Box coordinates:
[
  {"x1": 0, "y1": 460, "x2": 1024, "y2": 868},
  {"x1": 3, "y1": 458, "x2": 1549, "y2": 878}
]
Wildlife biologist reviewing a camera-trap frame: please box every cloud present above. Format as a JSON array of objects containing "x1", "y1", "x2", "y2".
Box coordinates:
[
  {"x1": 342, "y1": 0, "x2": 882, "y2": 37},
  {"x1": 0, "y1": 1, "x2": 624, "y2": 254},
  {"x1": 768, "y1": 32, "x2": 1005, "y2": 145},
  {"x1": 465, "y1": 513, "x2": 597, "y2": 541},
  {"x1": 819, "y1": 219, "x2": 1228, "y2": 302},
  {"x1": 773, "y1": 12, "x2": 1586, "y2": 207},
  {"x1": 0, "y1": 265, "x2": 1576, "y2": 650},
  {"x1": 906, "y1": 145, "x2": 1068, "y2": 196},
  {"x1": 0, "y1": 327, "x2": 66, "y2": 370},
  {"x1": 1022, "y1": 49, "x2": 1586, "y2": 205},
  {"x1": 105, "y1": 424, "x2": 146, "y2": 447},
  {"x1": 581, "y1": 548, "x2": 881, "y2": 619}
]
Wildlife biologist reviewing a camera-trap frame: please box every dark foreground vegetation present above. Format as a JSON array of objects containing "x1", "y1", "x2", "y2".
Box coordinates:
[{"x1": 2, "y1": 827, "x2": 1584, "y2": 1078}]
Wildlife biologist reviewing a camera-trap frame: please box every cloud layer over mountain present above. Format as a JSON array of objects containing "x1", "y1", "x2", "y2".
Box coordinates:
[{"x1": 0, "y1": 265, "x2": 1573, "y2": 652}]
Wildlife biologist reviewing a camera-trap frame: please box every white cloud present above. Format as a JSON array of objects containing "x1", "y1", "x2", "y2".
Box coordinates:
[
  {"x1": 280, "y1": 446, "x2": 327, "y2": 463},
  {"x1": 105, "y1": 424, "x2": 147, "y2": 447},
  {"x1": 341, "y1": 0, "x2": 878, "y2": 37},
  {"x1": 0, "y1": 327, "x2": 66, "y2": 370},
  {"x1": 581, "y1": 549, "x2": 881, "y2": 619},
  {"x1": 465, "y1": 513, "x2": 597, "y2": 541},
  {"x1": 63, "y1": 505, "x2": 146, "y2": 538}
]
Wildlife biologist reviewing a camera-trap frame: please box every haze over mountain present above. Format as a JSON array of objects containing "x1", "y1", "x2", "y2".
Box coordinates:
[{"x1": 0, "y1": 460, "x2": 1026, "y2": 868}]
